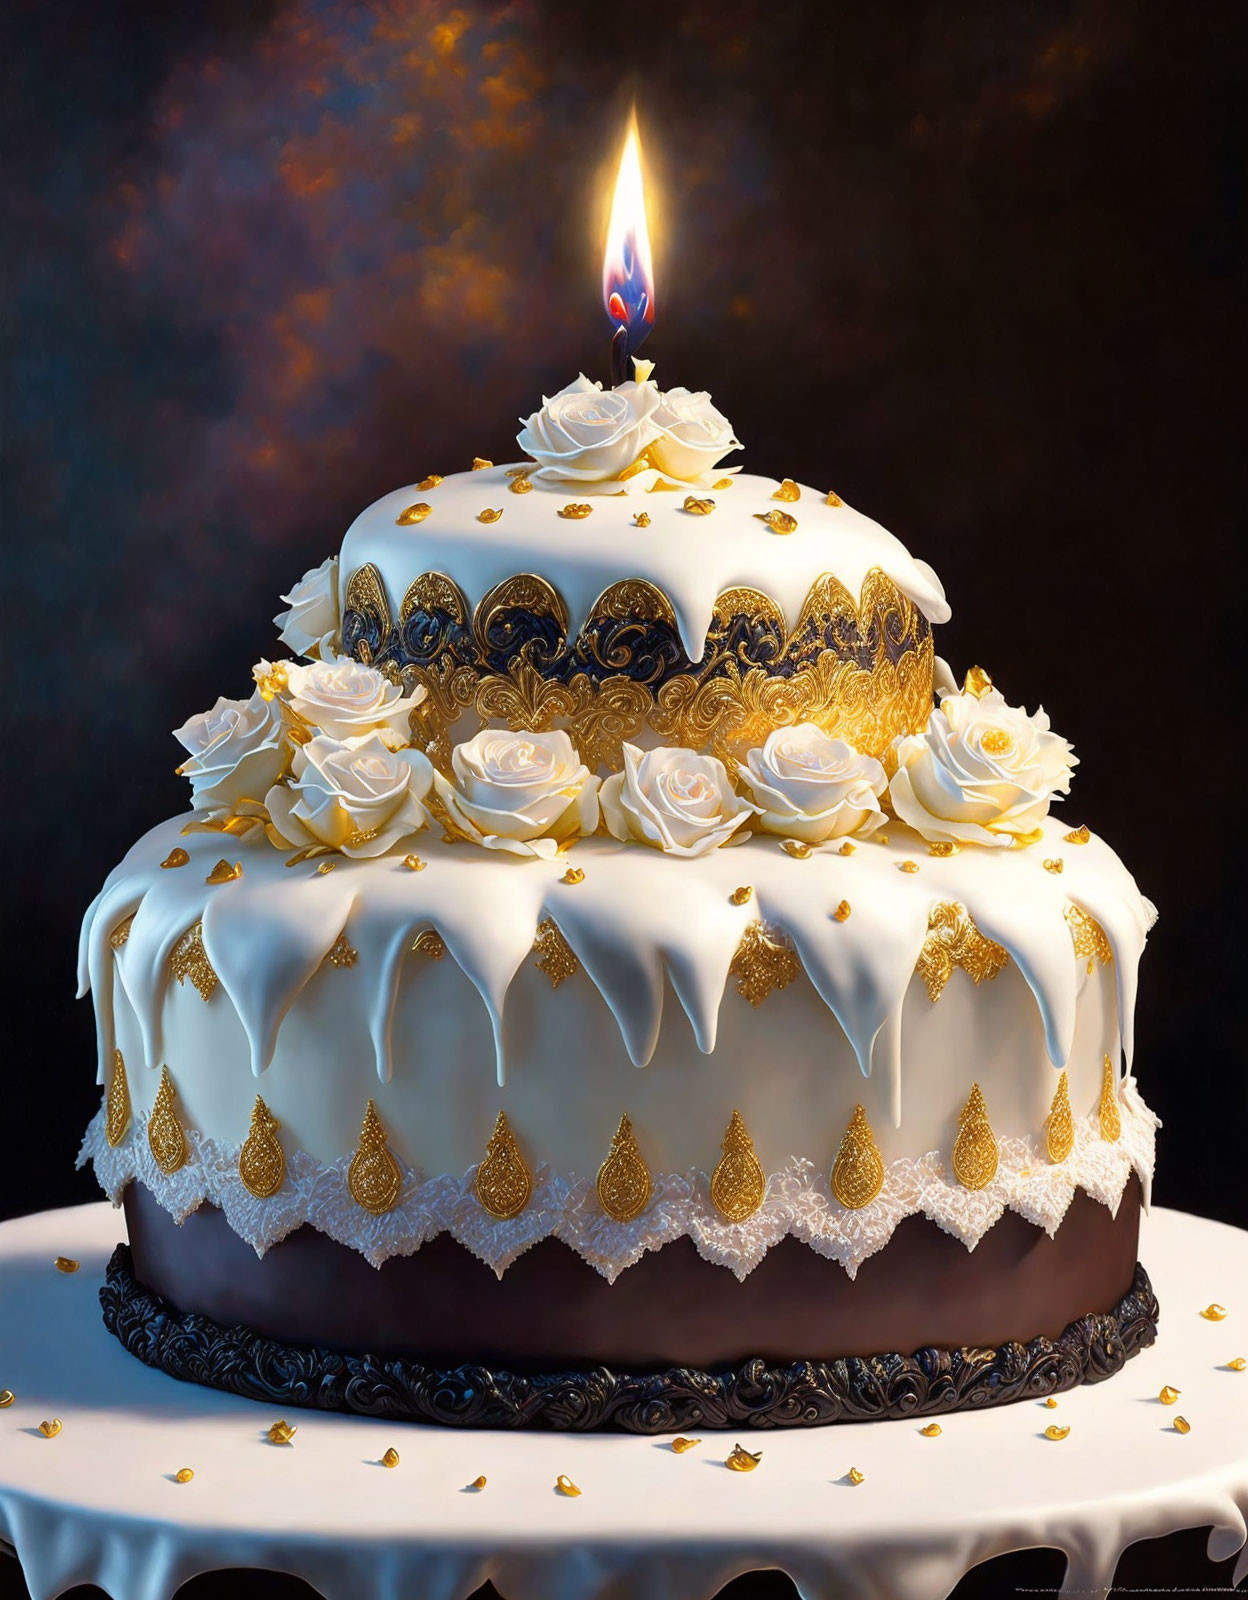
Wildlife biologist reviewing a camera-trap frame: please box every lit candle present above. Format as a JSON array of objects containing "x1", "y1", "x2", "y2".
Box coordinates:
[{"x1": 603, "y1": 112, "x2": 655, "y2": 388}]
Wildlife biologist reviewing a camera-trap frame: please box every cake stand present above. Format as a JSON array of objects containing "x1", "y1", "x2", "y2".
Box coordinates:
[{"x1": 1, "y1": 1201, "x2": 1244, "y2": 1600}]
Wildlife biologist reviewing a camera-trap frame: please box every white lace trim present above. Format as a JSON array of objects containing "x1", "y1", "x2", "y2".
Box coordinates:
[{"x1": 78, "y1": 1084, "x2": 1158, "y2": 1282}]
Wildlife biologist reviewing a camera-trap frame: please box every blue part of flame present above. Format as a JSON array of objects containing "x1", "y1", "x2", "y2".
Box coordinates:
[{"x1": 605, "y1": 230, "x2": 655, "y2": 357}]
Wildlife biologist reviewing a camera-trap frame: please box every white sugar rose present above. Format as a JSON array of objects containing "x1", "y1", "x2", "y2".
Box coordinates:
[
  {"x1": 650, "y1": 387, "x2": 741, "y2": 481},
  {"x1": 889, "y1": 682, "x2": 1077, "y2": 847},
  {"x1": 433, "y1": 730, "x2": 600, "y2": 859},
  {"x1": 282, "y1": 656, "x2": 424, "y2": 749},
  {"x1": 274, "y1": 555, "x2": 340, "y2": 659},
  {"x1": 601, "y1": 743, "x2": 757, "y2": 857},
  {"x1": 517, "y1": 374, "x2": 663, "y2": 482},
  {"x1": 174, "y1": 691, "x2": 288, "y2": 819},
  {"x1": 265, "y1": 732, "x2": 433, "y2": 858},
  {"x1": 739, "y1": 724, "x2": 887, "y2": 843}
]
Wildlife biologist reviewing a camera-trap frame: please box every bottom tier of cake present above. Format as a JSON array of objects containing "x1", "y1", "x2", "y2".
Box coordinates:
[{"x1": 104, "y1": 1177, "x2": 1156, "y2": 1431}]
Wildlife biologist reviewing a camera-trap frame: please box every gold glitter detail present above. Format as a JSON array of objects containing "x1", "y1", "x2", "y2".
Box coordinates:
[
  {"x1": 897, "y1": 859, "x2": 919, "y2": 873},
  {"x1": 1200, "y1": 1304, "x2": 1227, "y2": 1321},
  {"x1": 726, "y1": 1445, "x2": 762, "y2": 1472},
  {"x1": 596, "y1": 1114, "x2": 652, "y2": 1223},
  {"x1": 928, "y1": 841, "x2": 959, "y2": 857},
  {"x1": 160, "y1": 848, "x2": 190, "y2": 869},
  {"x1": 833, "y1": 900, "x2": 852, "y2": 922},
  {"x1": 729, "y1": 921, "x2": 801, "y2": 1007},
  {"x1": 682, "y1": 495, "x2": 715, "y2": 515},
  {"x1": 396, "y1": 503, "x2": 433, "y2": 525},
  {"x1": 170, "y1": 922, "x2": 218, "y2": 1001},
  {"x1": 316, "y1": 860, "x2": 336, "y2": 874},
  {"x1": 1067, "y1": 905, "x2": 1113, "y2": 972},
  {"x1": 980, "y1": 728, "x2": 1012, "y2": 756},
  {"x1": 561, "y1": 866, "x2": 585, "y2": 885},
  {"x1": 1044, "y1": 1425, "x2": 1070, "y2": 1441},
  {"x1": 558, "y1": 503, "x2": 592, "y2": 519},
  {"x1": 268, "y1": 1420, "x2": 296, "y2": 1445},
  {"x1": 38, "y1": 1419, "x2": 62, "y2": 1438},
  {"x1": 952, "y1": 1083, "x2": 998, "y2": 1191},
  {"x1": 633, "y1": 511, "x2": 651, "y2": 526},
  {"x1": 916, "y1": 904, "x2": 1009, "y2": 1002},
  {"x1": 773, "y1": 479, "x2": 800, "y2": 502},
  {"x1": 348, "y1": 1101, "x2": 402, "y2": 1215},
  {"x1": 403, "y1": 854, "x2": 426, "y2": 871},
  {"x1": 469, "y1": 1475, "x2": 487, "y2": 1488},
  {"x1": 1100, "y1": 1056, "x2": 1122, "y2": 1143},
  {"x1": 0, "y1": 1391, "x2": 12, "y2": 1408},
  {"x1": 555, "y1": 1474, "x2": 581, "y2": 1496},
  {"x1": 205, "y1": 859, "x2": 242, "y2": 885},
  {"x1": 106, "y1": 1049, "x2": 131, "y2": 1148},
  {"x1": 838, "y1": 841, "x2": 856, "y2": 856},
  {"x1": 175, "y1": 1468, "x2": 194, "y2": 1483},
  {"x1": 478, "y1": 508, "x2": 503, "y2": 523},
  {"x1": 509, "y1": 475, "x2": 533, "y2": 494},
  {"x1": 381, "y1": 1448, "x2": 400, "y2": 1468},
  {"x1": 471, "y1": 458, "x2": 492, "y2": 471},
  {"x1": 671, "y1": 1437, "x2": 700, "y2": 1453},
  {"x1": 710, "y1": 1110, "x2": 766, "y2": 1222},
  {"x1": 830, "y1": 1105, "x2": 885, "y2": 1210},
  {"x1": 825, "y1": 490, "x2": 843, "y2": 507},
  {"x1": 963, "y1": 665, "x2": 993, "y2": 697},
  {"x1": 1065, "y1": 825, "x2": 1091, "y2": 845},
  {"x1": 533, "y1": 919, "x2": 579, "y2": 988},
  {"x1": 846, "y1": 1467, "x2": 865, "y2": 1485},
  {"x1": 780, "y1": 840, "x2": 812, "y2": 859},
  {"x1": 109, "y1": 914, "x2": 134, "y2": 949},
  {"x1": 1173, "y1": 1415, "x2": 1191, "y2": 1433},
  {"x1": 325, "y1": 931, "x2": 358, "y2": 969},
  {"x1": 475, "y1": 1111, "x2": 532, "y2": 1220},
  {"x1": 239, "y1": 1096, "x2": 285, "y2": 1199},
  {"x1": 54, "y1": 1256, "x2": 78, "y2": 1274},
  {"x1": 713, "y1": 478, "x2": 734, "y2": 490},
  {"x1": 919, "y1": 1423, "x2": 942, "y2": 1437},
  {"x1": 731, "y1": 885, "x2": 753, "y2": 905},
  {"x1": 1046, "y1": 1072, "x2": 1074, "y2": 1164},
  {"x1": 416, "y1": 474, "x2": 443, "y2": 491},
  {"x1": 148, "y1": 1067, "x2": 188, "y2": 1176},
  {"x1": 754, "y1": 509, "x2": 797, "y2": 534},
  {"x1": 1225, "y1": 1357, "x2": 1245, "y2": 1370},
  {"x1": 1159, "y1": 1386, "x2": 1180, "y2": 1404},
  {"x1": 411, "y1": 929, "x2": 446, "y2": 959},
  {"x1": 1044, "y1": 858, "x2": 1064, "y2": 874}
]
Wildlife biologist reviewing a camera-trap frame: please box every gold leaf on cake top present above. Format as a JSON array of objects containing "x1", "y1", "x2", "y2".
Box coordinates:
[
  {"x1": 396, "y1": 502, "x2": 433, "y2": 525},
  {"x1": 830, "y1": 1104, "x2": 885, "y2": 1210},
  {"x1": 772, "y1": 479, "x2": 800, "y2": 502},
  {"x1": 754, "y1": 509, "x2": 797, "y2": 534},
  {"x1": 347, "y1": 1100, "x2": 402, "y2": 1215},
  {"x1": 596, "y1": 1114, "x2": 652, "y2": 1223},
  {"x1": 475, "y1": 1111, "x2": 532, "y2": 1220},
  {"x1": 710, "y1": 1110, "x2": 766, "y2": 1222},
  {"x1": 952, "y1": 1083, "x2": 998, "y2": 1191}
]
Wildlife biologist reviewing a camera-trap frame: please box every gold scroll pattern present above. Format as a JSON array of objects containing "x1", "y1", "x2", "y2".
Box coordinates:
[
  {"x1": 915, "y1": 904, "x2": 1010, "y2": 1003},
  {"x1": 729, "y1": 921, "x2": 802, "y2": 1007}
]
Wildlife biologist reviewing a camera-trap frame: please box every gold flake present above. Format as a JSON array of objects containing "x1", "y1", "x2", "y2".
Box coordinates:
[
  {"x1": 109, "y1": 914, "x2": 134, "y2": 950},
  {"x1": 175, "y1": 1468, "x2": 194, "y2": 1483},
  {"x1": 838, "y1": 841, "x2": 856, "y2": 856},
  {"x1": 963, "y1": 665, "x2": 993, "y2": 697},
  {"x1": 239, "y1": 1096, "x2": 285, "y2": 1199},
  {"x1": 833, "y1": 900, "x2": 851, "y2": 922},
  {"x1": 0, "y1": 1391, "x2": 12, "y2": 1408},
  {"x1": 509, "y1": 475, "x2": 533, "y2": 494},
  {"x1": 1100, "y1": 1055, "x2": 1122, "y2": 1143},
  {"x1": 830, "y1": 1104, "x2": 884, "y2": 1210},
  {"x1": 348, "y1": 1100, "x2": 402, "y2": 1215},
  {"x1": 980, "y1": 728, "x2": 1012, "y2": 756},
  {"x1": 916, "y1": 903, "x2": 1009, "y2": 1002},
  {"x1": 252, "y1": 660, "x2": 288, "y2": 700},
  {"x1": 561, "y1": 866, "x2": 585, "y2": 885},
  {"x1": 1043, "y1": 1425, "x2": 1070, "y2": 1441},
  {"x1": 713, "y1": 478, "x2": 734, "y2": 490},
  {"x1": 325, "y1": 931, "x2": 358, "y2": 969},
  {"x1": 54, "y1": 1257, "x2": 79, "y2": 1274},
  {"x1": 148, "y1": 1067, "x2": 188, "y2": 1176},
  {"x1": 729, "y1": 921, "x2": 801, "y2": 1006},
  {"x1": 469, "y1": 1475, "x2": 488, "y2": 1489},
  {"x1": 952, "y1": 1083, "x2": 998, "y2": 1191},
  {"x1": 344, "y1": 827, "x2": 380, "y2": 850},
  {"x1": 633, "y1": 511, "x2": 651, "y2": 526},
  {"x1": 267, "y1": 1420, "x2": 296, "y2": 1445},
  {"x1": 1159, "y1": 1386, "x2": 1180, "y2": 1404},
  {"x1": 416, "y1": 474, "x2": 443, "y2": 491},
  {"x1": 825, "y1": 489, "x2": 843, "y2": 507},
  {"x1": 205, "y1": 859, "x2": 242, "y2": 885},
  {"x1": 1045, "y1": 1397, "x2": 1058, "y2": 1408},
  {"x1": 897, "y1": 859, "x2": 919, "y2": 873},
  {"x1": 596, "y1": 1113, "x2": 652, "y2": 1223},
  {"x1": 505, "y1": 466, "x2": 529, "y2": 477},
  {"x1": 403, "y1": 854, "x2": 426, "y2": 871},
  {"x1": 731, "y1": 885, "x2": 753, "y2": 905},
  {"x1": 478, "y1": 508, "x2": 503, "y2": 523},
  {"x1": 1201, "y1": 1304, "x2": 1228, "y2": 1321},
  {"x1": 38, "y1": 1419, "x2": 62, "y2": 1438},
  {"x1": 754, "y1": 509, "x2": 797, "y2": 534},
  {"x1": 555, "y1": 1474, "x2": 581, "y2": 1496},
  {"x1": 1064, "y1": 825, "x2": 1091, "y2": 845},
  {"x1": 160, "y1": 848, "x2": 190, "y2": 870},
  {"x1": 646, "y1": 477, "x2": 686, "y2": 492},
  {"x1": 773, "y1": 479, "x2": 801, "y2": 502},
  {"x1": 533, "y1": 918, "x2": 579, "y2": 987},
  {"x1": 471, "y1": 458, "x2": 492, "y2": 471},
  {"x1": 475, "y1": 1111, "x2": 532, "y2": 1220},
  {"x1": 710, "y1": 1110, "x2": 766, "y2": 1222},
  {"x1": 1065, "y1": 904, "x2": 1112, "y2": 973},
  {"x1": 682, "y1": 495, "x2": 715, "y2": 515},
  {"x1": 316, "y1": 860, "x2": 336, "y2": 874},
  {"x1": 1225, "y1": 1357, "x2": 1245, "y2": 1370},
  {"x1": 1046, "y1": 1071, "x2": 1074, "y2": 1164},
  {"x1": 1173, "y1": 1415, "x2": 1191, "y2": 1433},
  {"x1": 411, "y1": 929, "x2": 446, "y2": 959},
  {"x1": 396, "y1": 503, "x2": 433, "y2": 525},
  {"x1": 558, "y1": 503, "x2": 592, "y2": 519},
  {"x1": 928, "y1": 841, "x2": 959, "y2": 857},
  {"x1": 780, "y1": 839, "x2": 812, "y2": 859},
  {"x1": 725, "y1": 1444, "x2": 762, "y2": 1472},
  {"x1": 846, "y1": 1467, "x2": 865, "y2": 1485},
  {"x1": 919, "y1": 1423, "x2": 942, "y2": 1437},
  {"x1": 1043, "y1": 858, "x2": 1064, "y2": 874},
  {"x1": 170, "y1": 922, "x2": 218, "y2": 1001},
  {"x1": 671, "y1": 1437, "x2": 701, "y2": 1453},
  {"x1": 106, "y1": 1049, "x2": 131, "y2": 1148},
  {"x1": 381, "y1": 1448, "x2": 400, "y2": 1468}
]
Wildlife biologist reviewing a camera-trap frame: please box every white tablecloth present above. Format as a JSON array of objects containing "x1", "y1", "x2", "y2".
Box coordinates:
[{"x1": 1, "y1": 1201, "x2": 1245, "y2": 1600}]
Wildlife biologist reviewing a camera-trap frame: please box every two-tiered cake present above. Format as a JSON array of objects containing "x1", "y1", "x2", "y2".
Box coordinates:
[{"x1": 79, "y1": 370, "x2": 1159, "y2": 1429}]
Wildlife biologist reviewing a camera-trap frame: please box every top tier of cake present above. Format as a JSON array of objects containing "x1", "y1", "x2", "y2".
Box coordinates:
[{"x1": 338, "y1": 462, "x2": 950, "y2": 768}]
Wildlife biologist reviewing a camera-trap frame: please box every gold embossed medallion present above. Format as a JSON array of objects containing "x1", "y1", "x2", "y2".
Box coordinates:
[
  {"x1": 830, "y1": 1105, "x2": 885, "y2": 1209},
  {"x1": 596, "y1": 1114, "x2": 652, "y2": 1223},
  {"x1": 148, "y1": 1067, "x2": 188, "y2": 1176},
  {"x1": 348, "y1": 1101, "x2": 402, "y2": 1215},
  {"x1": 239, "y1": 1097, "x2": 285, "y2": 1199},
  {"x1": 1045, "y1": 1071, "x2": 1074, "y2": 1164},
  {"x1": 475, "y1": 1111, "x2": 532, "y2": 1220},
  {"x1": 952, "y1": 1083, "x2": 998, "y2": 1190},
  {"x1": 710, "y1": 1110, "x2": 766, "y2": 1222}
]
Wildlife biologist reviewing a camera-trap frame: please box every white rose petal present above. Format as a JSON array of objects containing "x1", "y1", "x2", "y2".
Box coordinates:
[
  {"x1": 888, "y1": 686, "x2": 1077, "y2": 847},
  {"x1": 650, "y1": 387, "x2": 741, "y2": 482},
  {"x1": 600, "y1": 743, "x2": 757, "y2": 858},
  {"x1": 264, "y1": 732, "x2": 433, "y2": 858},
  {"x1": 174, "y1": 691, "x2": 288, "y2": 820},
  {"x1": 517, "y1": 376, "x2": 663, "y2": 483},
  {"x1": 283, "y1": 656, "x2": 425, "y2": 749},
  {"x1": 739, "y1": 724, "x2": 887, "y2": 844},
  {"x1": 433, "y1": 730, "x2": 600, "y2": 859},
  {"x1": 274, "y1": 555, "x2": 340, "y2": 659}
]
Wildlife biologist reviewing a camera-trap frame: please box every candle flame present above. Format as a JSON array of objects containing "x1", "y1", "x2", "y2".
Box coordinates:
[{"x1": 602, "y1": 112, "x2": 655, "y2": 361}]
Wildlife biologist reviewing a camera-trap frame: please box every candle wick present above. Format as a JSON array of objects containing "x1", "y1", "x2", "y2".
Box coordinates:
[{"x1": 609, "y1": 325, "x2": 629, "y2": 388}]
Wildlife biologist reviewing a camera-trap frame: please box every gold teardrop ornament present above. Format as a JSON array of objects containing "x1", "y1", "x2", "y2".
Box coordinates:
[
  {"x1": 846, "y1": 1467, "x2": 865, "y2": 1485},
  {"x1": 175, "y1": 1468, "x2": 194, "y2": 1483},
  {"x1": 919, "y1": 1423, "x2": 942, "y2": 1437},
  {"x1": 348, "y1": 1101, "x2": 402, "y2": 1215},
  {"x1": 161, "y1": 848, "x2": 190, "y2": 869},
  {"x1": 754, "y1": 509, "x2": 797, "y2": 534},
  {"x1": 475, "y1": 1111, "x2": 532, "y2": 1220},
  {"x1": 1044, "y1": 1425, "x2": 1070, "y2": 1441},
  {"x1": 396, "y1": 502, "x2": 432, "y2": 525},
  {"x1": 1200, "y1": 1304, "x2": 1228, "y2": 1321},
  {"x1": 239, "y1": 1097, "x2": 285, "y2": 1199},
  {"x1": 952, "y1": 1083, "x2": 998, "y2": 1190},
  {"x1": 773, "y1": 479, "x2": 800, "y2": 501},
  {"x1": 469, "y1": 1475, "x2": 487, "y2": 1489},
  {"x1": 148, "y1": 1067, "x2": 188, "y2": 1176},
  {"x1": 54, "y1": 1257, "x2": 79, "y2": 1274},
  {"x1": 710, "y1": 1111, "x2": 766, "y2": 1222},
  {"x1": 106, "y1": 1049, "x2": 131, "y2": 1147},
  {"x1": 1173, "y1": 1416, "x2": 1191, "y2": 1434},
  {"x1": 725, "y1": 1444, "x2": 762, "y2": 1472},
  {"x1": 205, "y1": 859, "x2": 242, "y2": 885},
  {"x1": 381, "y1": 1448, "x2": 400, "y2": 1468},
  {"x1": 1159, "y1": 1386, "x2": 1180, "y2": 1404},
  {"x1": 1099, "y1": 1056, "x2": 1122, "y2": 1142},
  {"x1": 596, "y1": 1114, "x2": 652, "y2": 1223},
  {"x1": 830, "y1": 1105, "x2": 885, "y2": 1210},
  {"x1": 555, "y1": 1474, "x2": 581, "y2": 1496},
  {"x1": 267, "y1": 1420, "x2": 296, "y2": 1445},
  {"x1": 38, "y1": 1419, "x2": 62, "y2": 1438},
  {"x1": 0, "y1": 1390, "x2": 13, "y2": 1408},
  {"x1": 671, "y1": 1437, "x2": 701, "y2": 1453},
  {"x1": 1046, "y1": 1071, "x2": 1074, "y2": 1164}
]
